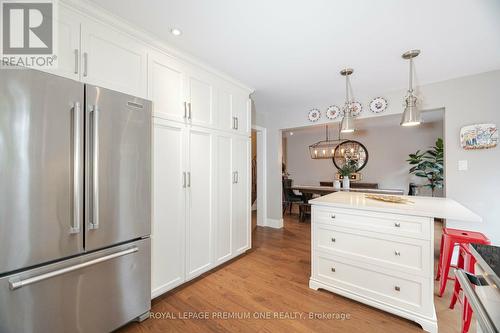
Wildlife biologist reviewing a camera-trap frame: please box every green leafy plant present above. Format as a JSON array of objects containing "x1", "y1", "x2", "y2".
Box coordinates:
[
  {"x1": 407, "y1": 138, "x2": 444, "y2": 197},
  {"x1": 338, "y1": 163, "x2": 357, "y2": 177}
]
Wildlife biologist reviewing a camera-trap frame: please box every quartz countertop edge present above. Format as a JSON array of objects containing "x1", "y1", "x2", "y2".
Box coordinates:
[{"x1": 309, "y1": 191, "x2": 482, "y2": 223}]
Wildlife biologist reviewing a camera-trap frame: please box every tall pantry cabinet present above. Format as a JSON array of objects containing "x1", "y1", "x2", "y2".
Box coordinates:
[{"x1": 150, "y1": 51, "x2": 252, "y2": 298}]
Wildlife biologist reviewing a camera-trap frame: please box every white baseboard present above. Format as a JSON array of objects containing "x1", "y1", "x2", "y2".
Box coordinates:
[{"x1": 261, "y1": 218, "x2": 283, "y2": 229}]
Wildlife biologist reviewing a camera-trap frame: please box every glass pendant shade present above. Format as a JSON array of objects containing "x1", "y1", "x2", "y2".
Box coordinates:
[{"x1": 340, "y1": 110, "x2": 355, "y2": 133}]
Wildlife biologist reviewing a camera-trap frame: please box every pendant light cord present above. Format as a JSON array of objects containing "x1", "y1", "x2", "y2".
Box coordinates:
[{"x1": 409, "y1": 58, "x2": 413, "y2": 94}]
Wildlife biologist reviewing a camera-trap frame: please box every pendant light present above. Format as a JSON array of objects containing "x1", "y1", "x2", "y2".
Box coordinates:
[
  {"x1": 340, "y1": 68, "x2": 355, "y2": 133},
  {"x1": 308, "y1": 124, "x2": 344, "y2": 159},
  {"x1": 400, "y1": 50, "x2": 421, "y2": 127}
]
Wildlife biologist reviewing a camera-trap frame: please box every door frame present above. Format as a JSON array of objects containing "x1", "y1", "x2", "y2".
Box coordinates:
[{"x1": 252, "y1": 125, "x2": 267, "y2": 228}]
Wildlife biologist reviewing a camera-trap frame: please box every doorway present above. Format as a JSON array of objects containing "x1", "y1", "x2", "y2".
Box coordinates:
[{"x1": 251, "y1": 125, "x2": 267, "y2": 229}]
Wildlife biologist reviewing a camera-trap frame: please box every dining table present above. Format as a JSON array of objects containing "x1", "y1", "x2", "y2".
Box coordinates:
[{"x1": 291, "y1": 185, "x2": 405, "y2": 201}]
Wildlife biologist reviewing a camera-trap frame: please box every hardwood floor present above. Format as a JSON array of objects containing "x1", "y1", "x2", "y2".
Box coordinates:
[{"x1": 119, "y1": 213, "x2": 469, "y2": 333}]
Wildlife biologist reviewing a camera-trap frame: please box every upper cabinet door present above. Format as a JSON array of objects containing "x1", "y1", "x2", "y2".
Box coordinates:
[
  {"x1": 81, "y1": 19, "x2": 147, "y2": 98},
  {"x1": 232, "y1": 91, "x2": 251, "y2": 135},
  {"x1": 148, "y1": 52, "x2": 187, "y2": 123},
  {"x1": 218, "y1": 89, "x2": 234, "y2": 131},
  {"x1": 186, "y1": 69, "x2": 215, "y2": 128},
  {"x1": 41, "y1": 5, "x2": 81, "y2": 81}
]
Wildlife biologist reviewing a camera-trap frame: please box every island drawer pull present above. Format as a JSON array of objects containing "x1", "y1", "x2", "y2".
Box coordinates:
[
  {"x1": 394, "y1": 286, "x2": 401, "y2": 292},
  {"x1": 394, "y1": 222, "x2": 401, "y2": 228},
  {"x1": 330, "y1": 214, "x2": 336, "y2": 219},
  {"x1": 331, "y1": 267, "x2": 336, "y2": 273},
  {"x1": 331, "y1": 237, "x2": 336, "y2": 243},
  {"x1": 394, "y1": 251, "x2": 401, "y2": 256}
]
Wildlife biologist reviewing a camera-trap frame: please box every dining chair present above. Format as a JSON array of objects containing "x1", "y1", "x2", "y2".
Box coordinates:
[{"x1": 282, "y1": 179, "x2": 304, "y2": 215}]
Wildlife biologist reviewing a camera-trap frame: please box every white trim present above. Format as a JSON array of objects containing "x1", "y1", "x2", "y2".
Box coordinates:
[
  {"x1": 263, "y1": 218, "x2": 283, "y2": 229},
  {"x1": 252, "y1": 125, "x2": 268, "y2": 229},
  {"x1": 60, "y1": 0, "x2": 254, "y2": 94}
]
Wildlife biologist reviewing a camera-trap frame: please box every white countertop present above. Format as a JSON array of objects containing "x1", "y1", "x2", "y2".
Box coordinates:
[{"x1": 309, "y1": 191, "x2": 482, "y2": 222}]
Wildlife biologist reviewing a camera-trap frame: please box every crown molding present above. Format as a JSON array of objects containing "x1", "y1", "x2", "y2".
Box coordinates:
[{"x1": 60, "y1": 0, "x2": 255, "y2": 93}]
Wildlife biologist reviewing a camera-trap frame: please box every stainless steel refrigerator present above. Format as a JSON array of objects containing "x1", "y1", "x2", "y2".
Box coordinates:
[{"x1": 0, "y1": 68, "x2": 151, "y2": 332}]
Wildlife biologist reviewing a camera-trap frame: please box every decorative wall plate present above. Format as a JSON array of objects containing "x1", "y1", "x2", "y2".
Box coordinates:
[
  {"x1": 369, "y1": 97, "x2": 388, "y2": 113},
  {"x1": 326, "y1": 105, "x2": 341, "y2": 120},
  {"x1": 345, "y1": 101, "x2": 362, "y2": 117},
  {"x1": 308, "y1": 108, "x2": 321, "y2": 122}
]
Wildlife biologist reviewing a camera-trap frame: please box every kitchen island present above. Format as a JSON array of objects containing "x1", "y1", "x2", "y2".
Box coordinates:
[{"x1": 308, "y1": 191, "x2": 481, "y2": 333}]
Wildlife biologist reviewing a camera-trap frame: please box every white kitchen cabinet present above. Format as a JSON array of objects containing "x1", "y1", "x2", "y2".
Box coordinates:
[
  {"x1": 232, "y1": 92, "x2": 251, "y2": 135},
  {"x1": 151, "y1": 119, "x2": 187, "y2": 298},
  {"x1": 186, "y1": 68, "x2": 216, "y2": 128},
  {"x1": 217, "y1": 85, "x2": 251, "y2": 135},
  {"x1": 148, "y1": 51, "x2": 187, "y2": 123},
  {"x1": 215, "y1": 134, "x2": 233, "y2": 264},
  {"x1": 42, "y1": 5, "x2": 81, "y2": 81},
  {"x1": 232, "y1": 137, "x2": 251, "y2": 254},
  {"x1": 81, "y1": 18, "x2": 147, "y2": 97},
  {"x1": 186, "y1": 127, "x2": 214, "y2": 279}
]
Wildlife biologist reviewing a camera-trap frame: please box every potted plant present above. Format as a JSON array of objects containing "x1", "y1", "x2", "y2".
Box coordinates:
[
  {"x1": 338, "y1": 163, "x2": 357, "y2": 189},
  {"x1": 407, "y1": 138, "x2": 444, "y2": 197}
]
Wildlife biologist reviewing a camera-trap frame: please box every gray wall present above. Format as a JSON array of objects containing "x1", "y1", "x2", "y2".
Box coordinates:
[
  {"x1": 285, "y1": 119, "x2": 443, "y2": 195},
  {"x1": 254, "y1": 70, "x2": 500, "y2": 244}
]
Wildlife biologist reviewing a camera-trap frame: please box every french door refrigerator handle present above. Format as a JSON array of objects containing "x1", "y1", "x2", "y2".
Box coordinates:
[
  {"x1": 89, "y1": 105, "x2": 99, "y2": 230},
  {"x1": 8, "y1": 247, "x2": 139, "y2": 290},
  {"x1": 70, "y1": 102, "x2": 83, "y2": 234}
]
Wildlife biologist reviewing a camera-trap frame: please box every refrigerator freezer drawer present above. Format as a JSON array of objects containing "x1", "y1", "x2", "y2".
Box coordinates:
[{"x1": 0, "y1": 238, "x2": 151, "y2": 333}]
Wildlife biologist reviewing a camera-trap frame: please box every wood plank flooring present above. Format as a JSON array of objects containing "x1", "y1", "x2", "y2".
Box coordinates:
[{"x1": 119, "y1": 213, "x2": 470, "y2": 333}]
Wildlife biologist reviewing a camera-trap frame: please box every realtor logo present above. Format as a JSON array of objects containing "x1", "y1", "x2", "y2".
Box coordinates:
[{"x1": 1, "y1": 0, "x2": 57, "y2": 68}]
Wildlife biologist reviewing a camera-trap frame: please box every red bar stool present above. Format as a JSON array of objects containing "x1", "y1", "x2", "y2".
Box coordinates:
[
  {"x1": 436, "y1": 228, "x2": 490, "y2": 297},
  {"x1": 449, "y1": 244, "x2": 476, "y2": 333}
]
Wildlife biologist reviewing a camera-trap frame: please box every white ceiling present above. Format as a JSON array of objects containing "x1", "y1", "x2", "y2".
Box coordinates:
[{"x1": 89, "y1": 0, "x2": 500, "y2": 112}]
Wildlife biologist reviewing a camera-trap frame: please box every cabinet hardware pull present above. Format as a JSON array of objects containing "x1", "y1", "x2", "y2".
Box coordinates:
[
  {"x1": 394, "y1": 286, "x2": 401, "y2": 292},
  {"x1": 331, "y1": 267, "x2": 336, "y2": 272},
  {"x1": 331, "y1": 238, "x2": 336, "y2": 243},
  {"x1": 235, "y1": 117, "x2": 239, "y2": 130},
  {"x1": 74, "y1": 49, "x2": 79, "y2": 74},
  {"x1": 83, "y1": 52, "x2": 88, "y2": 77},
  {"x1": 188, "y1": 103, "x2": 192, "y2": 120},
  {"x1": 394, "y1": 222, "x2": 401, "y2": 228},
  {"x1": 182, "y1": 172, "x2": 186, "y2": 188},
  {"x1": 187, "y1": 172, "x2": 191, "y2": 187},
  {"x1": 330, "y1": 214, "x2": 336, "y2": 219},
  {"x1": 232, "y1": 117, "x2": 236, "y2": 130},
  {"x1": 183, "y1": 102, "x2": 187, "y2": 119},
  {"x1": 394, "y1": 251, "x2": 401, "y2": 256}
]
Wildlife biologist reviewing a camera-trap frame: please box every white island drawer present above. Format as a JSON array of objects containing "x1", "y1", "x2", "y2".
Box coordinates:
[
  {"x1": 313, "y1": 206, "x2": 431, "y2": 240},
  {"x1": 314, "y1": 224, "x2": 430, "y2": 276},
  {"x1": 314, "y1": 253, "x2": 432, "y2": 316}
]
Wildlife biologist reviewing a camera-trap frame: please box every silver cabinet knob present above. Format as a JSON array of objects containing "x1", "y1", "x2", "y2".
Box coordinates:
[
  {"x1": 395, "y1": 286, "x2": 401, "y2": 292},
  {"x1": 331, "y1": 267, "x2": 336, "y2": 272},
  {"x1": 394, "y1": 251, "x2": 401, "y2": 256},
  {"x1": 331, "y1": 237, "x2": 336, "y2": 243},
  {"x1": 330, "y1": 214, "x2": 336, "y2": 219},
  {"x1": 394, "y1": 222, "x2": 401, "y2": 228}
]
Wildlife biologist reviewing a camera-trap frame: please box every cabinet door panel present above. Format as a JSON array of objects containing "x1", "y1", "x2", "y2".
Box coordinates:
[
  {"x1": 152, "y1": 120, "x2": 186, "y2": 297},
  {"x1": 148, "y1": 52, "x2": 186, "y2": 122},
  {"x1": 81, "y1": 20, "x2": 147, "y2": 97},
  {"x1": 218, "y1": 89, "x2": 233, "y2": 131},
  {"x1": 233, "y1": 92, "x2": 250, "y2": 135},
  {"x1": 41, "y1": 5, "x2": 80, "y2": 80},
  {"x1": 186, "y1": 128, "x2": 213, "y2": 278},
  {"x1": 232, "y1": 138, "x2": 250, "y2": 254},
  {"x1": 215, "y1": 135, "x2": 233, "y2": 263},
  {"x1": 187, "y1": 70, "x2": 215, "y2": 127}
]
